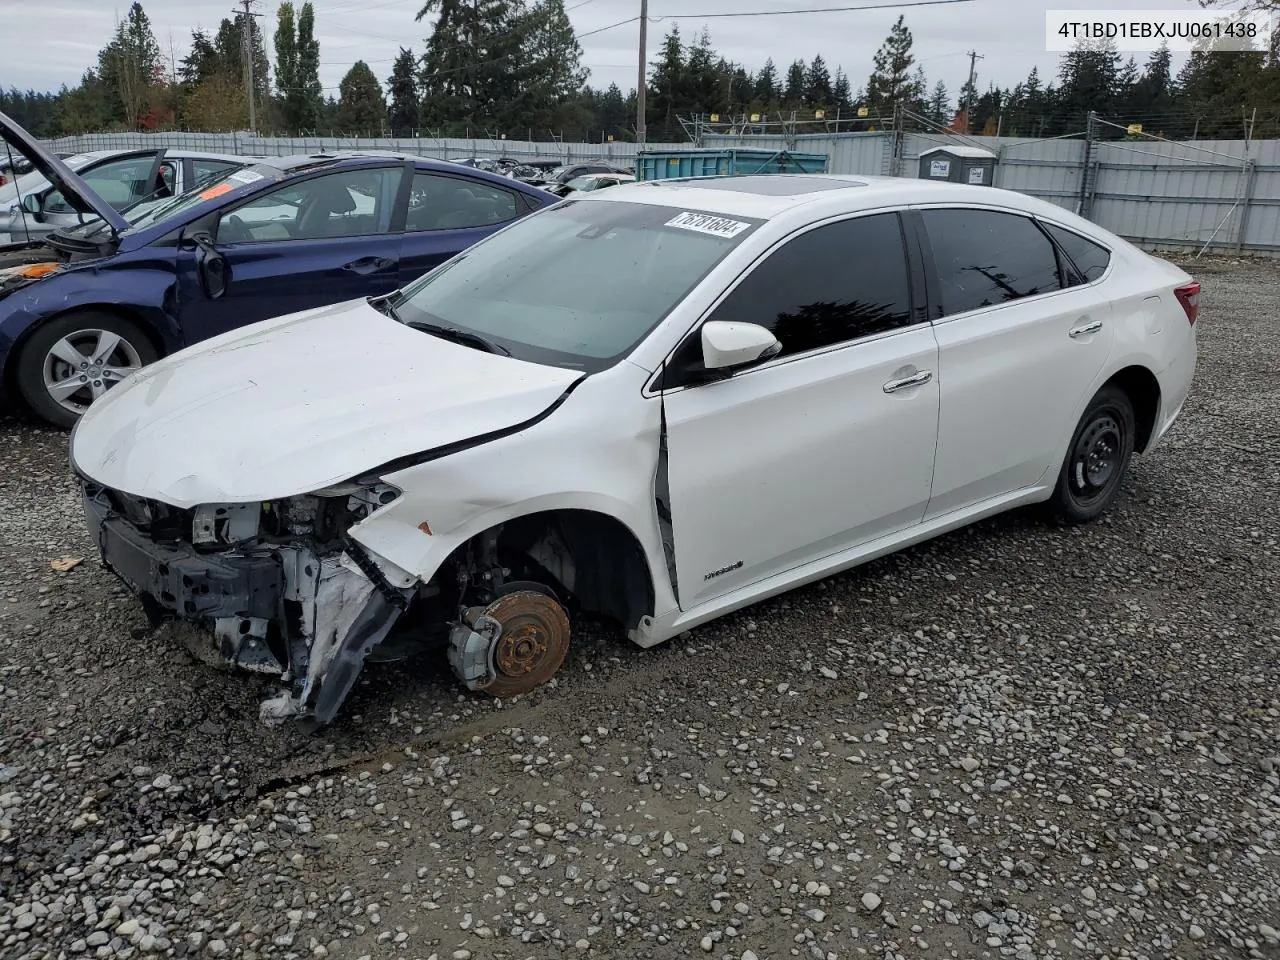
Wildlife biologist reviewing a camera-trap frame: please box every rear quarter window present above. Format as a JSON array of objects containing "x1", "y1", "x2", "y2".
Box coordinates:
[{"x1": 1042, "y1": 222, "x2": 1112, "y2": 284}]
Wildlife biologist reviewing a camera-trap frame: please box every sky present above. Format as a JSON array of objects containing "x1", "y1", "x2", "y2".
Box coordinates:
[{"x1": 0, "y1": 0, "x2": 1229, "y2": 104}]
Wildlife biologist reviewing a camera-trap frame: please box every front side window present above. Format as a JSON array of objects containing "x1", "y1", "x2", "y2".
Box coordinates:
[
  {"x1": 406, "y1": 173, "x2": 519, "y2": 231},
  {"x1": 218, "y1": 167, "x2": 402, "y2": 243},
  {"x1": 706, "y1": 213, "x2": 915, "y2": 359},
  {"x1": 921, "y1": 208, "x2": 1062, "y2": 316},
  {"x1": 393, "y1": 199, "x2": 761, "y2": 371}
]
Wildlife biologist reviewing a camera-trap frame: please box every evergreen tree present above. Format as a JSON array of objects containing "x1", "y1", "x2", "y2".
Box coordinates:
[
  {"x1": 295, "y1": 2, "x2": 324, "y2": 129},
  {"x1": 98, "y1": 2, "x2": 163, "y2": 127},
  {"x1": 754, "y1": 58, "x2": 779, "y2": 104},
  {"x1": 417, "y1": 0, "x2": 526, "y2": 133},
  {"x1": 1055, "y1": 38, "x2": 1122, "y2": 131},
  {"x1": 179, "y1": 30, "x2": 220, "y2": 87},
  {"x1": 517, "y1": 0, "x2": 588, "y2": 130},
  {"x1": 386, "y1": 48, "x2": 420, "y2": 136},
  {"x1": 804, "y1": 54, "x2": 832, "y2": 107},
  {"x1": 598, "y1": 82, "x2": 628, "y2": 138},
  {"x1": 865, "y1": 15, "x2": 922, "y2": 117},
  {"x1": 337, "y1": 61, "x2": 387, "y2": 132},
  {"x1": 647, "y1": 26, "x2": 684, "y2": 139},
  {"x1": 784, "y1": 59, "x2": 806, "y2": 104},
  {"x1": 928, "y1": 80, "x2": 950, "y2": 125},
  {"x1": 274, "y1": 2, "x2": 322, "y2": 132},
  {"x1": 832, "y1": 68, "x2": 852, "y2": 112},
  {"x1": 212, "y1": 16, "x2": 269, "y2": 116}
]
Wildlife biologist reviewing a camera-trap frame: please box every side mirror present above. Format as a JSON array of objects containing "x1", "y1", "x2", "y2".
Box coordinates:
[
  {"x1": 20, "y1": 193, "x2": 43, "y2": 221},
  {"x1": 187, "y1": 230, "x2": 228, "y2": 299},
  {"x1": 701, "y1": 320, "x2": 782, "y2": 372}
]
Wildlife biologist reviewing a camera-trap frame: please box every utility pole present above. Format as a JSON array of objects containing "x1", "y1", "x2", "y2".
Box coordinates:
[
  {"x1": 234, "y1": 0, "x2": 262, "y2": 135},
  {"x1": 636, "y1": 0, "x2": 648, "y2": 145},
  {"x1": 964, "y1": 49, "x2": 983, "y2": 134}
]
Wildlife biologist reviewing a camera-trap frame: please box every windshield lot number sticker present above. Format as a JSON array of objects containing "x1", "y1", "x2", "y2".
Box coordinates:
[
  {"x1": 228, "y1": 169, "x2": 265, "y2": 185},
  {"x1": 665, "y1": 211, "x2": 751, "y2": 238}
]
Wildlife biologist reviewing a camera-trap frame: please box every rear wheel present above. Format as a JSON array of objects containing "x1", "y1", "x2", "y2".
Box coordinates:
[
  {"x1": 15, "y1": 311, "x2": 158, "y2": 428},
  {"x1": 1048, "y1": 385, "x2": 1136, "y2": 525}
]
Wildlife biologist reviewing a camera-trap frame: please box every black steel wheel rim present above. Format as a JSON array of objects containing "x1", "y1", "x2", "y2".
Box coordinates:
[{"x1": 1069, "y1": 408, "x2": 1124, "y2": 504}]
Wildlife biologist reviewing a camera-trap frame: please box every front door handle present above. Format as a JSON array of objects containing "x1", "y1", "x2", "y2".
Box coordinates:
[
  {"x1": 882, "y1": 369, "x2": 933, "y2": 394},
  {"x1": 1069, "y1": 319, "x2": 1104, "y2": 338},
  {"x1": 343, "y1": 256, "x2": 394, "y2": 274}
]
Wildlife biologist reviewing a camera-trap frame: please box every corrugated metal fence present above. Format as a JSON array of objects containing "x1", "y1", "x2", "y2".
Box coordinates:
[{"x1": 42, "y1": 129, "x2": 1280, "y2": 256}]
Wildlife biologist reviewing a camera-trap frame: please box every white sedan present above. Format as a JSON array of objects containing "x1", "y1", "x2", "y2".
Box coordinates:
[{"x1": 68, "y1": 174, "x2": 1199, "y2": 725}]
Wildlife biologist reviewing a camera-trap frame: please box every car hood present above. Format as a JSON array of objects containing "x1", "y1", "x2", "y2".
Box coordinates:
[
  {"x1": 70, "y1": 298, "x2": 584, "y2": 507},
  {"x1": 0, "y1": 110, "x2": 129, "y2": 235}
]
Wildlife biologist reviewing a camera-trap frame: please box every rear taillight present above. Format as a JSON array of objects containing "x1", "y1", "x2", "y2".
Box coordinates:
[{"x1": 1174, "y1": 281, "x2": 1201, "y2": 325}]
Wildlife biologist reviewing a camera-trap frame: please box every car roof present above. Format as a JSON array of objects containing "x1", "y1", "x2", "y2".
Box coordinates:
[{"x1": 582, "y1": 174, "x2": 1083, "y2": 223}]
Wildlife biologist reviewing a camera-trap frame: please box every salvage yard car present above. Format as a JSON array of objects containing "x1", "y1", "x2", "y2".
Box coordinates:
[
  {"x1": 68, "y1": 173, "x2": 1199, "y2": 726},
  {"x1": 0, "y1": 113, "x2": 557, "y2": 426}
]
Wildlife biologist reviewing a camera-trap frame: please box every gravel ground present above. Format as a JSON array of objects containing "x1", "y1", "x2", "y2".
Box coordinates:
[{"x1": 2, "y1": 260, "x2": 1279, "y2": 960}]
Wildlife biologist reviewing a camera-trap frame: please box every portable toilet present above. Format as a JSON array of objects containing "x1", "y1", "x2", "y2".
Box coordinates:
[{"x1": 918, "y1": 145, "x2": 997, "y2": 186}]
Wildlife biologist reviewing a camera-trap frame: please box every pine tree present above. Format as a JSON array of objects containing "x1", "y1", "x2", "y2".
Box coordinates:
[
  {"x1": 517, "y1": 0, "x2": 588, "y2": 130},
  {"x1": 865, "y1": 15, "x2": 922, "y2": 117},
  {"x1": 418, "y1": 0, "x2": 526, "y2": 133},
  {"x1": 832, "y1": 68, "x2": 852, "y2": 112},
  {"x1": 337, "y1": 61, "x2": 387, "y2": 133},
  {"x1": 1055, "y1": 38, "x2": 1122, "y2": 130},
  {"x1": 804, "y1": 54, "x2": 832, "y2": 107},
  {"x1": 928, "y1": 80, "x2": 950, "y2": 125},
  {"x1": 98, "y1": 2, "x2": 163, "y2": 127},
  {"x1": 647, "y1": 26, "x2": 684, "y2": 139},
  {"x1": 386, "y1": 48, "x2": 419, "y2": 136},
  {"x1": 784, "y1": 59, "x2": 806, "y2": 105},
  {"x1": 754, "y1": 58, "x2": 779, "y2": 104}
]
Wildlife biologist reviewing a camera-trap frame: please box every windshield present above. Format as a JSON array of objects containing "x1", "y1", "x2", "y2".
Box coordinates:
[
  {"x1": 564, "y1": 176, "x2": 597, "y2": 191},
  {"x1": 125, "y1": 163, "x2": 278, "y2": 232},
  {"x1": 393, "y1": 199, "x2": 762, "y2": 372}
]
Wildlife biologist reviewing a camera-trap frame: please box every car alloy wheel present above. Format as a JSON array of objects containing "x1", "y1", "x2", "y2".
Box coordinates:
[{"x1": 42, "y1": 328, "x2": 144, "y2": 417}]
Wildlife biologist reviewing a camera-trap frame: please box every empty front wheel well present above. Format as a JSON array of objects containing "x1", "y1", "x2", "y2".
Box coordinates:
[
  {"x1": 452, "y1": 510, "x2": 656, "y2": 632},
  {"x1": 1103, "y1": 365, "x2": 1161, "y2": 452}
]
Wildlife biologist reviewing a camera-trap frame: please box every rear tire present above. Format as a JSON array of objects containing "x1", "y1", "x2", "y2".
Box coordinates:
[
  {"x1": 1048, "y1": 385, "x2": 1136, "y2": 525},
  {"x1": 15, "y1": 311, "x2": 158, "y2": 429}
]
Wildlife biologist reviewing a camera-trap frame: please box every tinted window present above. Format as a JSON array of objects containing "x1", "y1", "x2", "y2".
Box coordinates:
[
  {"x1": 922, "y1": 209, "x2": 1062, "y2": 316},
  {"x1": 406, "y1": 173, "x2": 519, "y2": 231},
  {"x1": 708, "y1": 213, "x2": 914, "y2": 359},
  {"x1": 1043, "y1": 222, "x2": 1111, "y2": 283},
  {"x1": 218, "y1": 167, "x2": 402, "y2": 242}
]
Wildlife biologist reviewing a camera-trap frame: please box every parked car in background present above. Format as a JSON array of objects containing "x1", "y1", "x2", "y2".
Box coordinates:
[
  {"x1": 543, "y1": 161, "x2": 633, "y2": 185},
  {"x1": 546, "y1": 172, "x2": 635, "y2": 198},
  {"x1": 0, "y1": 112, "x2": 558, "y2": 426},
  {"x1": 66, "y1": 173, "x2": 1198, "y2": 725},
  {"x1": 1, "y1": 147, "x2": 249, "y2": 249}
]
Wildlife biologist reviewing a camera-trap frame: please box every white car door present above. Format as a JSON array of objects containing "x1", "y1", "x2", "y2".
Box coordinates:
[
  {"x1": 659, "y1": 212, "x2": 941, "y2": 609},
  {"x1": 915, "y1": 206, "x2": 1116, "y2": 519}
]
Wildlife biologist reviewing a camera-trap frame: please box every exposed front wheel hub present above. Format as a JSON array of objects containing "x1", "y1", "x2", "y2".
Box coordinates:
[{"x1": 448, "y1": 590, "x2": 570, "y2": 697}]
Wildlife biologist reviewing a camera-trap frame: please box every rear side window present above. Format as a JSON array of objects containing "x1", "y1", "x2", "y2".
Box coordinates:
[
  {"x1": 921, "y1": 209, "x2": 1062, "y2": 317},
  {"x1": 1042, "y1": 222, "x2": 1111, "y2": 284},
  {"x1": 708, "y1": 212, "x2": 914, "y2": 358}
]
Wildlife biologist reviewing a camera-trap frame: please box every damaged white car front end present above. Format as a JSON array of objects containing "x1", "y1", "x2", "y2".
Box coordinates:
[{"x1": 80, "y1": 475, "x2": 426, "y2": 724}]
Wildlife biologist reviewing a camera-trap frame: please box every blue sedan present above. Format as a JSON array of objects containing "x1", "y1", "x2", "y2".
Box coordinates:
[{"x1": 0, "y1": 122, "x2": 557, "y2": 426}]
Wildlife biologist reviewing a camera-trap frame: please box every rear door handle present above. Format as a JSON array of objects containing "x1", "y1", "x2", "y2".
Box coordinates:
[
  {"x1": 1069, "y1": 319, "x2": 1104, "y2": 338},
  {"x1": 343, "y1": 256, "x2": 394, "y2": 274},
  {"x1": 882, "y1": 369, "x2": 933, "y2": 394}
]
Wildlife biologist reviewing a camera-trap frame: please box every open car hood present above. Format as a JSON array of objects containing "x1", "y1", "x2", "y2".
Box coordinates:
[
  {"x1": 0, "y1": 109, "x2": 129, "y2": 235},
  {"x1": 70, "y1": 298, "x2": 584, "y2": 507}
]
